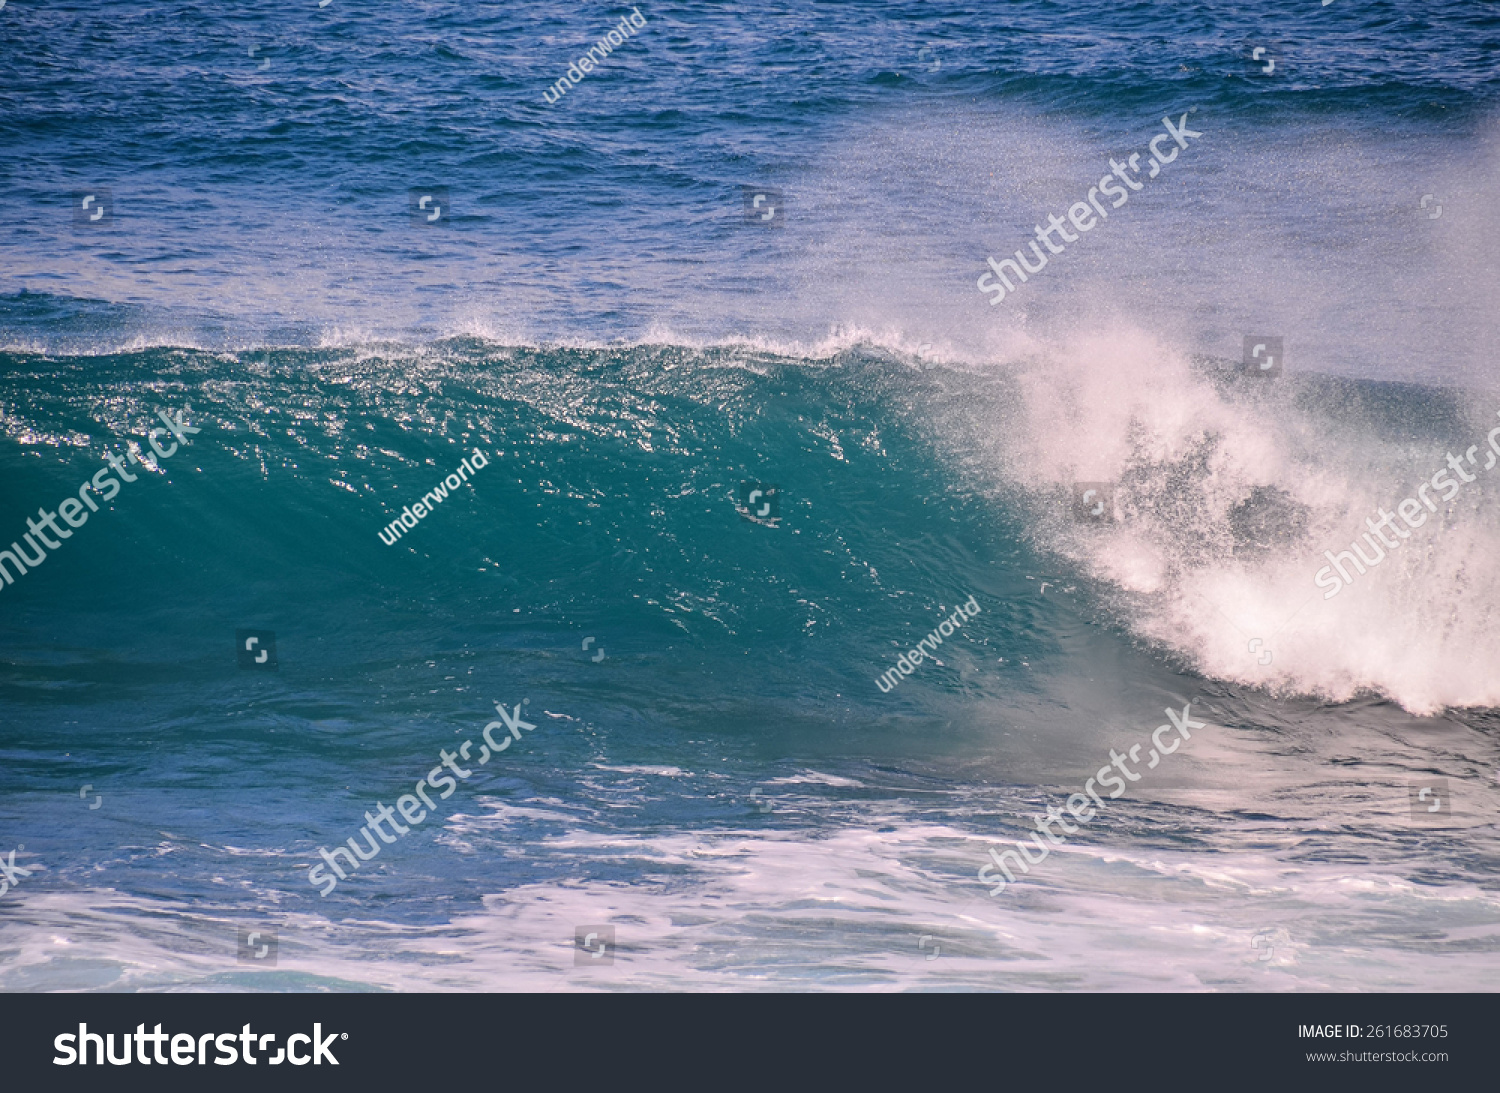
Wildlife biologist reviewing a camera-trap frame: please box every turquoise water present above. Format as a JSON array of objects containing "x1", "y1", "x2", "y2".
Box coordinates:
[{"x1": 1, "y1": 0, "x2": 1498, "y2": 990}]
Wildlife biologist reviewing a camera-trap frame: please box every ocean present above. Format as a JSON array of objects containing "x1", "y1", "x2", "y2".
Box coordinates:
[{"x1": 1, "y1": 0, "x2": 1497, "y2": 991}]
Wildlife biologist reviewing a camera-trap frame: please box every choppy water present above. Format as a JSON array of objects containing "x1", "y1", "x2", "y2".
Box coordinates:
[{"x1": 1, "y1": 0, "x2": 1497, "y2": 991}]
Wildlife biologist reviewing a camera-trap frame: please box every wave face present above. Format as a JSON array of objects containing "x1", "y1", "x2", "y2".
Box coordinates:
[
  {"x1": 2, "y1": 341, "x2": 1499, "y2": 717},
  {"x1": 0, "y1": 342, "x2": 1497, "y2": 991},
  {"x1": 2, "y1": 0, "x2": 1499, "y2": 991}
]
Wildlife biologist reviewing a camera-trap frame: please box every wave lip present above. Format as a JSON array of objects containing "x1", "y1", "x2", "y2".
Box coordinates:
[
  {"x1": 4, "y1": 331, "x2": 1499, "y2": 724},
  {"x1": 960, "y1": 326, "x2": 1500, "y2": 716}
]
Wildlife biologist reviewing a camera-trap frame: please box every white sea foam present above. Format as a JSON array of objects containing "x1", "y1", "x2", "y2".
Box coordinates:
[
  {"x1": 956, "y1": 323, "x2": 1500, "y2": 715},
  {"x1": 4, "y1": 813, "x2": 1495, "y2": 992}
]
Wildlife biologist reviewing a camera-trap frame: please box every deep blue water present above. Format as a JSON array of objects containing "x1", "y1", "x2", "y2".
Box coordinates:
[{"x1": 1, "y1": 0, "x2": 1498, "y2": 990}]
